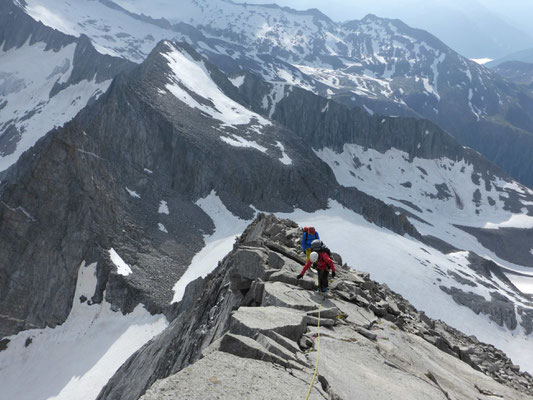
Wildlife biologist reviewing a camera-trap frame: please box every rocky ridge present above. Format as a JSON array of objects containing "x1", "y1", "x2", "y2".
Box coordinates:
[
  {"x1": 0, "y1": 40, "x2": 418, "y2": 338},
  {"x1": 99, "y1": 214, "x2": 533, "y2": 400}
]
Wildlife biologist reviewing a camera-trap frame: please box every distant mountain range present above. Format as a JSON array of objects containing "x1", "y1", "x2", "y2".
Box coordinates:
[
  {"x1": 3, "y1": 0, "x2": 533, "y2": 189},
  {"x1": 1, "y1": 1, "x2": 533, "y2": 399}
]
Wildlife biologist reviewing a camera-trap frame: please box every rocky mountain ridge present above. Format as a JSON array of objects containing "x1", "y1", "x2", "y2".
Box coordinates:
[
  {"x1": 100, "y1": 214, "x2": 533, "y2": 400},
  {"x1": 0, "y1": 40, "x2": 417, "y2": 338}
]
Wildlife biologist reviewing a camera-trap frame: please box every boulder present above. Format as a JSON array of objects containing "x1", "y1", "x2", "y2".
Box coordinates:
[
  {"x1": 261, "y1": 282, "x2": 318, "y2": 311},
  {"x1": 218, "y1": 333, "x2": 300, "y2": 369},
  {"x1": 230, "y1": 306, "x2": 307, "y2": 341},
  {"x1": 268, "y1": 270, "x2": 315, "y2": 290}
]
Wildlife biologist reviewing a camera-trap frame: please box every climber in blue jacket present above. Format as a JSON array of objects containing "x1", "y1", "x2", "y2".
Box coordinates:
[{"x1": 301, "y1": 226, "x2": 320, "y2": 261}]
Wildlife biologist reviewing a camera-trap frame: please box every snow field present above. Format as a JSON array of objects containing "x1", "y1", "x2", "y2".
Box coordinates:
[
  {"x1": 316, "y1": 143, "x2": 533, "y2": 276},
  {"x1": 171, "y1": 191, "x2": 253, "y2": 303},
  {"x1": 162, "y1": 42, "x2": 269, "y2": 127},
  {"x1": 0, "y1": 41, "x2": 111, "y2": 172},
  {"x1": 0, "y1": 261, "x2": 167, "y2": 400}
]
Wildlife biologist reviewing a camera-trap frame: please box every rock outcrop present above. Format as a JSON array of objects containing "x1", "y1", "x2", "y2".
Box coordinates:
[{"x1": 98, "y1": 214, "x2": 533, "y2": 400}]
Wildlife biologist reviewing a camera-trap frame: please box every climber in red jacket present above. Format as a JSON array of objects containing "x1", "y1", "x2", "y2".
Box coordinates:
[{"x1": 296, "y1": 248, "x2": 336, "y2": 292}]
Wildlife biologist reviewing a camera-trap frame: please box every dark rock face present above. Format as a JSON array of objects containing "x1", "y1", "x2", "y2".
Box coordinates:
[
  {"x1": 439, "y1": 286, "x2": 517, "y2": 330},
  {"x1": 457, "y1": 225, "x2": 533, "y2": 268},
  {"x1": 0, "y1": 41, "x2": 418, "y2": 337},
  {"x1": 493, "y1": 61, "x2": 533, "y2": 86},
  {"x1": 98, "y1": 214, "x2": 533, "y2": 400},
  {"x1": 0, "y1": 0, "x2": 74, "y2": 51}
]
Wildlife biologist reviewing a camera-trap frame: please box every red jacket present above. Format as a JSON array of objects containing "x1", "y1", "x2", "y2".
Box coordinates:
[{"x1": 300, "y1": 251, "x2": 335, "y2": 276}]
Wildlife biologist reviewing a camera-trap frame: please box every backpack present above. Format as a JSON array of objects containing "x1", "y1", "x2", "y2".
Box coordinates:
[{"x1": 320, "y1": 245, "x2": 331, "y2": 256}]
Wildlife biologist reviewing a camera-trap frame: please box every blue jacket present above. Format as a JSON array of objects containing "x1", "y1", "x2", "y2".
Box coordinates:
[{"x1": 301, "y1": 231, "x2": 320, "y2": 251}]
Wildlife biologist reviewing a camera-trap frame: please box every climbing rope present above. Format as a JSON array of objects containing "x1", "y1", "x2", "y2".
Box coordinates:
[{"x1": 304, "y1": 298, "x2": 323, "y2": 400}]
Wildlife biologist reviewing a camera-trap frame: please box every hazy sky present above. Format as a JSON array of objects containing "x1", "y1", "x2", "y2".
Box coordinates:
[{"x1": 233, "y1": 0, "x2": 533, "y2": 58}]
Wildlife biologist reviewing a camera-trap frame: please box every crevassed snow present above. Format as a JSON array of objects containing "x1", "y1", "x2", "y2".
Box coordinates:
[
  {"x1": 158, "y1": 200, "x2": 169, "y2": 215},
  {"x1": 126, "y1": 188, "x2": 140, "y2": 198},
  {"x1": 276, "y1": 201, "x2": 533, "y2": 374},
  {"x1": 162, "y1": 43, "x2": 269, "y2": 127},
  {"x1": 109, "y1": 248, "x2": 132, "y2": 276},
  {"x1": 0, "y1": 41, "x2": 110, "y2": 172},
  {"x1": 171, "y1": 190, "x2": 252, "y2": 303},
  {"x1": 0, "y1": 261, "x2": 167, "y2": 400}
]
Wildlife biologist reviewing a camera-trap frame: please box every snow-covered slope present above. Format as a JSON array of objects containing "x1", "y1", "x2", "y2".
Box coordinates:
[
  {"x1": 315, "y1": 143, "x2": 533, "y2": 275},
  {"x1": 18, "y1": 0, "x2": 533, "y2": 187},
  {"x1": 0, "y1": 0, "x2": 132, "y2": 172},
  {"x1": 0, "y1": 262, "x2": 167, "y2": 400},
  {"x1": 0, "y1": 41, "x2": 110, "y2": 171}
]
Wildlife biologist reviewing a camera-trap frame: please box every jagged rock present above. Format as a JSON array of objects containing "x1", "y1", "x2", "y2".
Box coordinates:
[
  {"x1": 240, "y1": 281, "x2": 265, "y2": 306},
  {"x1": 261, "y1": 282, "x2": 318, "y2": 311},
  {"x1": 305, "y1": 315, "x2": 336, "y2": 327},
  {"x1": 230, "y1": 306, "x2": 307, "y2": 342},
  {"x1": 262, "y1": 330, "x2": 301, "y2": 354},
  {"x1": 268, "y1": 270, "x2": 315, "y2": 290},
  {"x1": 370, "y1": 304, "x2": 389, "y2": 318},
  {"x1": 96, "y1": 215, "x2": 533, "y2": 400},
  {"x1": 299, "y1": 335, "x2": 314, "y2": 350},
  {"x1": 217, "y1": 333, "x2": 300, "y2": 370},
  {"x1": 307, "y1": 307, "x2": 341, "y2": 320},
  {"x1": 440, "y1": 286, "x2": 518, "y2": 330},
  {"x1": 139, "y1": 352, "x2": 323, "y2": 400},
  {"x1": 355, "y1": 327, "x2": 378, "y2": 341},
  {"x1": 256, "y1": 333, "x2": 307, "y2": 367}
]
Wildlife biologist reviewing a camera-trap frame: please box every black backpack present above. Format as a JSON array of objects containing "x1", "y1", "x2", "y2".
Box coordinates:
[{"x1": 312, "y1": 241, "x2": 331, "y2": 256}]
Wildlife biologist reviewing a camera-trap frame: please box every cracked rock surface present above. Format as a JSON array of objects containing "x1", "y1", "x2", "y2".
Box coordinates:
[{"x1": 100, "y1": 214, "x2": 533, "y2": 400}]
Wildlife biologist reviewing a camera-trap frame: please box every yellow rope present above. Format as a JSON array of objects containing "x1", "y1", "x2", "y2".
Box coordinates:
[{"x1": 304, "y1": 299, "x2": 322, "y2": 400}]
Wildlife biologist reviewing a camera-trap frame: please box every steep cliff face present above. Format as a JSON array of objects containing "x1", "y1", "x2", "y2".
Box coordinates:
[{"x1": 98, "y1": 214, "x2": 533, "y2": 400}]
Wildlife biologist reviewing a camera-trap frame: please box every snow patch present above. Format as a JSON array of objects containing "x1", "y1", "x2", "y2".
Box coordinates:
[
  {"x1": 220, "y1": 135, "x2": 267, "y2": 153},
  {"x1": 125, "y1": 187, "x2": 140, "y2": 198},
  {"x1": 363, "y1": 104, "x2": 374, "y2": 116},
  {"x1": 229, "y1": 75, "x2": 245, "y2": 88},
  {"x1": 471, "y1": 58, "x2": 493, "y2": 65},
  {"x1": 158, "y1": 200, "x2": 169, "y2": 215},
  {"x1": 109, "y1": 248, "x2": 132, "y2": 276},
  {"x1": 171, "y1": 191, "x2": 252, "y2": 303},
  {"x1": 162, "y1": 43, "x2": 269, "y2": 127},
  {"x1": 484, "y1": 214, "x2": 533, "y2": 230},
  {"x1": 276, "y1": 141, "x2": 292, "y2": 165},
  {"x1": 0, "y1": 261, "x2": 167, "y2": 400},
  {"x1": 158, "y1": 223, "x2": 168, "y2": 233}
]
